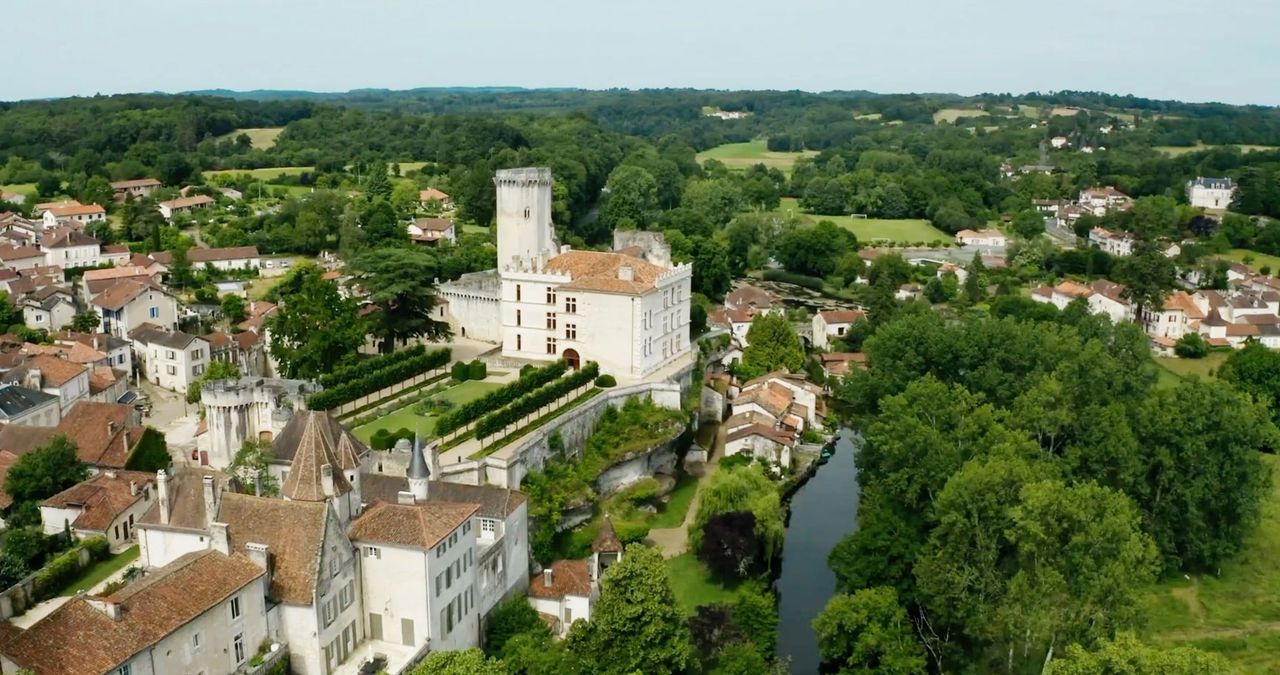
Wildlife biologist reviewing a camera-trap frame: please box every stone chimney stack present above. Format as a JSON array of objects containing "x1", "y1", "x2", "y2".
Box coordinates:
[
  {"x1": 157, "y1": 469, "x2": 171, "y2": 525},
  {"x1": 246, "y1": 542, "x2": 271, "y2": 588},
  {"x1": 210, "y1": 522, "x2": 230, "y2": 555},
  {"x1": 617, "y1": 266, "x2": 634, "y2": 282},
  {"x1": 321, "y1": 464, "x2": 335, "y2": 497},
  {"x1": 23, "y1": 368, "x2": 41, "y2": 390},
  {"x1": 129, "y1": 481, "x2": 137, "y2": 497},
  {"x1": 397, "y1": 491, "x2": 417, "y2": 505},
  {"x1": 202, "y1": 475, "x2": 217, "y2": 526},
  {"x1": 543, "y1": 567, "x2": 553, "y2": 588}
]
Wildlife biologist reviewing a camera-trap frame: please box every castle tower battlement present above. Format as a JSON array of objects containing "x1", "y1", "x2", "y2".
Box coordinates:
[{"x1": 495, "y1": 167, "x2": 558, "y2": 270}]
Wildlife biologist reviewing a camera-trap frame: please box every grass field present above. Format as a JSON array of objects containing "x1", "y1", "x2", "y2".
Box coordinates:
[
  {"x1": 57, "y1": 546, "x2": 139, "y2": 596},
  {"x1": 0, "y1": 183, "x2": 37, "y2": 198},
  {"x1": 1140, "y1": 453, "x2": 1280, "y2": 673},
  {"x1": 853, "y1": 112, "x2": 882, "y2": 121},
  {"x1": 1051, "y1": 106, "x2": 1081, "y2": 117},
  {"x1": 768, "y1": 198, "x2": 953, "y2": 244},
  {"x1": 1221, "y1": 249, "x2": 1280, "y2": 273},
  {"x1": 1154, "y1": 351, "x2": 1229, "y2": 383},
  {"x1": 352, "y1": 380, "x2": 501, "y2": 443},
  {"x1": 665, "y1": 553, "x2": 739, "y2": 616},
  {"x1": 215, "y1": 127, "x2": 284, "y2": 149},
  {"x1": 203, "y1": 166, "x2": 315, "y2": 181},
  {"x1": 1155, "y1": 143, "x2": 1277, "y2": 157},
  {"x1": 933, "y1": 108, "x2": 989, "y2": 124},
  {"x1": 696, "y1": 140, "x2": 818, "y2": 172}
]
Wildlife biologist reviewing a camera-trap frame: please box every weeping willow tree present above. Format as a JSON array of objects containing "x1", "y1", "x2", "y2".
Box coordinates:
[{"x1": 690, "y1": 464, "x2": 784, "y2": 560}]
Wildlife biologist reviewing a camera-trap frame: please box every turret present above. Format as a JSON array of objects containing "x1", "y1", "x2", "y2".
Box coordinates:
[
  {"x1": 408, "y1": 434, "x2": 430, "y2": 501},
  {"x1": 495, "y1": 167, "x2": 557, "y2": 269}
]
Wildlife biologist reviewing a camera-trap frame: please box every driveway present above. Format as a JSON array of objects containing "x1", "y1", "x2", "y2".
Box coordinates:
[{"x1": 139, "y1": 380, "x2": 200, "y2": 464}]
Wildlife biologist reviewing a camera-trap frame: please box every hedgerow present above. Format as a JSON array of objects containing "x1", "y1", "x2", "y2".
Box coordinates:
[
  {"x1": 307, "y1": 347, "x2": 451, "y2": 410},
  {"x1": 434, "y1": 360, "x2": 567, "y2": 435}
]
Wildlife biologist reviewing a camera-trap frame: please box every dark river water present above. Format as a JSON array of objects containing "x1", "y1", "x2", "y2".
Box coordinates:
[{"x1": 775, "y1": 430, "x2": 861, "y2": 674}]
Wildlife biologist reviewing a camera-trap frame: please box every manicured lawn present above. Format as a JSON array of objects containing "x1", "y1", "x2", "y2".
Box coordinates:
[
  {"x1": 1221, "y1": 249, "x2": 1280, "y2": 274},
  {"x1": 766, "y1": 198, "x2": 954, "y2": 244},
  {"x1": 203, "y1": 166, "x2": 315, "y2": 181},
  {"x1": 1154, "y1": 352, "x2": 1229, "y2": 382},
  {"x1": 1140, "y1": 453, "x2": 1280, "y2": 673},
  {"x1": 57, "y1": 546, "x2": 139, "y2": 596},
  {"x1": 665, "y1": 553, "x2": 738, "y2": 616},
  {"x1": 353, "y1": 380, "x2": 501, "y2": 443},
  {"x1": 461, "y1": 223, "x2": 489, "y2": 235},
  {"x1": 932, "y1": 108, "x2": 989, "y2": 124},
  {"x1": 214, "y1": 127, "x2": 284, "y2": 149},
  {"x1": 650, "y1": 472, "x2": 700, "y2": 529},
  {"x1": 696, "y1": 140, "x2": 818, "y2": 173},
  {"x1": 1155, "y1": 143, "x2": 1277, "y2": 157}
]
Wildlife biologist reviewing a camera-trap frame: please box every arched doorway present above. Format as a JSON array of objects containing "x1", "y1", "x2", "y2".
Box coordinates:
[{"x1": 562, "y1": 348, "x2": 580, "y2": 371}]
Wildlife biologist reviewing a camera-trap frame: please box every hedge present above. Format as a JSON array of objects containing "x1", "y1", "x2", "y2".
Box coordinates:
[
  {"x1": 308, "y1": 347, "x2": 451, "y2": 411},
  {"x1": 761, "y1": 268, "x2": 824, "y2": 290},
  {"x1": 451, "y1": 361, "x2": 471, "y2": 382},
  {"x1": 318, "y1": 344, "x2": 428, "y2": 387},
  {"x1": 435, "y1": 360, "x2": 567, "y2": 435},
  {"x1": 32, "y1": 536, "x2": 109, "y2": 601},
  {"x1": 475, "y1": 362, "x2": 599, "y2": 440},
  {"x1": 594, "y1": 374, "x2": 616, "y2": 388}
]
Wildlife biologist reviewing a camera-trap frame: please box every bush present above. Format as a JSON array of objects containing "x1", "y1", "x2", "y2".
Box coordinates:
[
  {"x1": 761, "y1": 268, "x2": 824, "y2": 290},
  {"x1": 370, "y1": 427, "x2": 414, "y2": 451},
  {"x1": 1175, "y1": 333, "x2": 1210, "y2": 359},
  {"x1": 307, "y1": 348, "x2": 451, "y2": 410},
  {"x1": 468, "y1": 360, "x2": 488, "y2": 380},
  {"x1": 474, "y1": 363, "x2": 599, "y2": 439},
  {"x1": 318, "y1": 344, "x2": 427, "y2": 387},
  {"x1": 435, "y1": 360, "x2": 569, "y2": 436},
  {"x1": 594, "y1": 374, "x2": 617, "y2": 388},
  {"x1": 32, "y1": 538, "x2": 105, "y2": 600},
  {"x1": 484, "y1": 597, "x2": 549, "y2": 657},
  {"x1": 451, "y1": 361, "x2": 471, "y2": 382},
  {"x1": 520, "y1": 364, "x2": 536, "y2": 377}
]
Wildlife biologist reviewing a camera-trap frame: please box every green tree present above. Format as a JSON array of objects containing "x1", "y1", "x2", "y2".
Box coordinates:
[
  {"x1": 682, "y1": 178, "x2": 745, "y2": 227},
  {"x1": 70, "y1": 311, "x2": 101, "y2": 333},
  {"x1": 738, "y1": 312, "x2": 805, "y2": 380},
  {"x1": 5, "y1": 436, "x2": 87, "y2": 503},
  {"x1": 186, "y1": 359, "x2": 241, "y2": 403},
  {"x1": 266, "y1": 265, "x2": 365, "y2": 379},
  {"x1": 690, "y1": 465, "x2": 785, "y2": 561},
  {"x1": 774, "y1": 220, "x2": 857, "y2": 277},
  {"x1": 1173, "y1": 332, "x2": 1209, "y2": 358},
  {"x1": 1045, "y1": 632, "x2": 1229, "y2": 675},
  {"x1": 347, "y1": 247, "x2": 451, "y2": 353},
  {"x1": 363, "y1": 163, "x2": 393, "y2": 202},
  {"x1": 361, "y1": 198, "x2": 406, "y2": 248},
  {"x1": 1219, "y1": 340, "x2": 1280, "y2": 420},
  {"x1": 483, "y1": 597, "x2": 548, "y2": 658},
  {"x1": 79, "y1": 175, "x2": 114, "y2": 208},
  {"x1": 568, "y1": 544, "x2": 694, "y2": 675},
  {"x1": 691, "y1": 236, "x2": 732, "y2": 299},
  {"x1": 167, "y1": 245, "x2": 193, "y2": 289},
  {"x1": 124, "y1": 428, "x2": 170, "y2": 472},
  {"x1": 813, "y1": 587, "x2": 927, "y2": 675},
  {"x1": 220, "y1": 294, "x2": 247, "y2": 325},
  {"x1": 600, "y1": 165, "x2": 659, "y2": 230},
  {"x1": 411, "y1": 649, "x2": 504, "y2": 675},
  {"x1": 1011, "y1": 209, "x2": 1045, "y2": 239}
]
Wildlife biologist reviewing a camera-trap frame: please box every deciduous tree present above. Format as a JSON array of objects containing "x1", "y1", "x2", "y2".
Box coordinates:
[
  {"x1": 813, "y1": 586, "x2": 927, "y2": 675},
  {"x1": 738, "y1": 312, "x2": 805, "y2": 380},
  {"x1": 266, "y1": 265, "x2": 365, "y2": 379},
  {"x1": 347, "y1": 247, "x2": 451, "y2": 353}
]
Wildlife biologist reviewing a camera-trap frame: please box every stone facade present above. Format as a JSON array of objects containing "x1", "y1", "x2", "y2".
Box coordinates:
[{"x1": 199, "y1": 377, "x2": 318, "y2": 469}]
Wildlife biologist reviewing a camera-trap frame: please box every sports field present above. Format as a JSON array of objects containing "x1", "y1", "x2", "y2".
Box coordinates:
[
  {"x1": 768, "y1": 198, "x2": 953, "y2": 244},
  {"x1": 696, "y1": 140, "x2": 818, "y2": 172}
]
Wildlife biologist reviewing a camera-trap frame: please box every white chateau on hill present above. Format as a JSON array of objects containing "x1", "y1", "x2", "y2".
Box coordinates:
[{"x1": 439, "y1": 167, "x2": 693, "y2": 378}]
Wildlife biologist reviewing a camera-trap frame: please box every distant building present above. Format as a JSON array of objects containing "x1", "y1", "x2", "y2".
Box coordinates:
[
  {"x1": 418, "y1": 187, "x2": 453, "y2": 209},
  {"x1": 811, "y1": 309, "x2": 866, "y2": 350},
  {"x1": 955, "y1": 228, "x2": 1008, "y2": 247},
  {"x1": 151, "y1": 245, "x2": 261, "y2": 270},
  {"x1": 40, "y1": 469, "x2": 156, "y2": 550},
  {"x1": 1188, "y1": 177, "x2": 1237, "y2": 210},
  {"x1": 40, "y1": 201, "x2": 106, "y2": 228},
  {"x1": 1050, "y1": 136, "x2": 1069, "y2": 149},
  {"x1": 0, "y1": 383, "x2": 61, "y2": 426},
  {"x1": 408, "y1": 217, "x2": 457, "y2": 245},
  {"x1": 1079, "y1": 186, "x2": 1132, "y2": 215},
  {"x1": 158, "y1": 195, "x2": 215, "y2": 220},
  {"x1": 92, "y1": 280, "x2": 179, "y2": 338},
  {"x1": 131, "y1": 328, "x2": 212, "y2": 393},
  {"x1": 110, "y1": 177, "x2": 162, "y2": 200},
  {"x1": 1089, "y1": 226, "x2": 1135, "y2": 257}
]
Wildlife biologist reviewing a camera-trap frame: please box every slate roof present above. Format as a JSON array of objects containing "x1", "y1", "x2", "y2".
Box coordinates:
[
  {"x1": 130, "y1": 327, "x2": 202, "y2": 351},
  {"x1": 1191, "y1": 177, "x2": 1236, "y2": 190},
  {"x1": 0, "y1": 550, "x2": 263, "y2": 675},
  {"x1": 216, "y1": 492, "x2": 328, "y2": 605},
  {"x1": 272, "y1": 409, "x2": 367, "y2": 464}
]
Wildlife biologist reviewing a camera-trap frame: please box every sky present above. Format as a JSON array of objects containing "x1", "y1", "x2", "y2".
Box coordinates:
[{"x1": 7, "y1": 0, "x2": 1279, "y2": 105}]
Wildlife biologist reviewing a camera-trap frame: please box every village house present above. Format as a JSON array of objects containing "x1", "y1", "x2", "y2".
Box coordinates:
[
  {"x1": 57, "y1": 330, "x2": 132, "y2": 372},
  {"x1": 131, "y1": 327, "x2": 211, "y2": 393},
  {"x1": 40, "y1": 227, "x2": 103, "y2": 268},
  {"x1": 55, "y1": 400, "x2": 146, "y2": 471},
  {"x1": 0, "y1": 191, "x2": 24, "y2": 204},
  {"x1": 1143, "y1": 290, "x2": 1204, "y2": 342},
  {"x1": 5, "y1": 353, "x2": 90, "y2": 413},
  {"x1": 40, "y1": 201, "x2": 106, "y2": 228},
  {"x1": 811, "y1": 308, "x2": 866, "y2": 350},
  {"x1": 1079, "y1": 186, "x2": 1132, "y2": 215},
  {"x1": 0, "y1": 549, "x2": 271, "y2": 675},
  {"x1": 1031, "y1": 279, "x2": 1093, "y2": 310},
  {"x1": 92, "y1": 279, "x2": 179, "y2": 338},
  {"x1": 110, "y1": 177, "x2": 162, "y2": 200},
  {"x1": 724, "y1": 371, "x2": 826, "y2": 469},
  {"x1": 1050, "y1": 136, "x2": 1069, "y2": 149},
  {"x1": 151, "y1": 245, "x2": 261, "y2": 271},
  {"x1": 1188, "y1": 176, "x2": 1237, "y2": 210},
  {"x1": 1089, "y1": 226, "x2": 1135, "y2": 256},
  {"x1": 936, "y1": 262, "x2": 969, "y2": 284},
  {"x1": 527, "y1": 519, "x2": 622, "y2": 637},
  {"x1": 408, "y1": 217, "x2": 457, "y2": 245},
  {"x1": 40, "y1": 469, "x2": 156, "y2": 551},
  {"x1": 818, "y1": 352, "x2": 867, "y2": 380},
  {"x1": 82, "y1": 264, "x2": 162, "y2": 303},
  {"x1": 1086, "y1": 279, "x2": 1133, "y2": 323},
  {"x1": 17, "y1": 285, "x2": 76, "y2": 331},
  {"x1": 0, "y1": 382, "x2": 61, "y2": 426},
  {"x1": 724, "y1": 410, "x2": 798, "y2": 468},
  {"x1": 158, "y1": 194, "x2": 215, "y2": 220},
  {"x1": 418, "y1": 187, "x2": 453, "y2": 209},
  {"x1": 0, "y1": 244, "x2": 46, "y2": 270},
  {"x1": 955, "y1": 228, "x2": 1008, "y2": 247}
]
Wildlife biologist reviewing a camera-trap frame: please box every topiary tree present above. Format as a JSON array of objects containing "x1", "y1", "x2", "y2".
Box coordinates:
[
  {"x1": 468, "y1": 360, "x2": 487, "y2": 380},
  {"x1": 451, "y1": 361, "x2": 471, "y2": 382},
  {"x1": 594, "y1": 374, "x2": 617, "y2": 388}
]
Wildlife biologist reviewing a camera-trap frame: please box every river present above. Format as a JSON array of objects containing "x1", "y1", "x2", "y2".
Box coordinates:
[{"x1": 775, "y1": 430, "x2": 861, "y2": 674}]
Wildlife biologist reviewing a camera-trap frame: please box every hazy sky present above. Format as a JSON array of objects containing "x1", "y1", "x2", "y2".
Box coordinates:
[{"x1": 7, "y1": 0, "x2": 1278, "y2": 105}]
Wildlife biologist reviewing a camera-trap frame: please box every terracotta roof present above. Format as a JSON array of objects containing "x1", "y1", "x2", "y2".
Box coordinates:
[
  {"x1": 1227, "y1": 323, "x2": 1261, "y2": 337},
  {"x1": 0, "y1": 244, "x2": 43, "y2": 261},
  {"x1": 725, "y1": 284, "x2": 778, "y2": 310},
  {"x1": 88, "y1": 367, "x2": 126, "y2": 396},
  {"x1": 272, "y1": 409, "x2": 366, "y2": 464},
  {"x1": 1159, "y1": 291, "x2": 1206, "y2": 318},
  {"x1": 593, "y1": 517, "x2": 623, "y2": 554},
  {"x1": 1088, "y1": 279, "x2": 1128, "y2": 303},
  {"x1": 820, "y1": 351, "x2": 867, "y2": 376},
  {"x1": 55, "y1": 401, "x2": 138, "y2": 468},
  {"x1": 216, "y1": 492, "x2": 328, "y2": 605},
  {"x1": 360, "y1": 474, "x2": 526, "y2": 518},
  {"x1": 35, "y1": 200, "x2": 82, "y2": 212},
  {"x1": 1152, "y1": 335, "x2": 1177, "y2": 348},
  {"x1": 7, "y1": 354, "x2": 87, "y2": 387},
  {"x1": 956, "y1": 228, "x2": 1006, "y2": 239},
  {"x1": 110, "y1": 178, "x2": 161, "y2": 190},
  {"x1": 279, "y1": 411, "x2": 352, "y2": 501},
  {"x1": 412, "y1": 217, "x2": 454, "y2": 232},
  {"x1": 82, "y1": 266, "x2": 154, "y2": 283},
  {"x1": 528, "y1": 559, "x2": 592, "y2": 599},
  {"x1": 726, "y1": 423, "x2": 798, "y2": 446},
  {"x1": 150, "y1": 246, "x2": 259, "y2": 265},
  {"x1": 22, "y1": 341, "x2": 107, "y2": 365},
  {"x1": 419, "y1": 188, "x2": 450, "y2": 201},
  {"x1": 1053, "y1": 280, "x2": 1093, "y2": 298},
  {"x1": 545, "y1": 250, "x2": 669, "y2": 295},
  {"x1": 732, "y1": 385, "x2": 792, "y2": 418},
  {"x1": 41, "y1": 470, "x2": 154, "y2": 532},
  {"x1": 349, "y1": 500, "x2": 478, "y2": 549},
  {"x1": 818, "y1": 309, "x2": 865, "y2": 324},
  {"x1": 1, "y1": 550, "x2": 263, "y2": 675},
  {"x1": 92, "y1": 279, "x2": 169, "y2": 311},
  {"x1": 136, "y1": 468, "x2": 226, "y2": 530},
  {"x1": 158, "y1": 195, "x2": 214, "y2": 210},
  {"x1": 44, "y1": 203, "x2": 105, "y2": 218}
]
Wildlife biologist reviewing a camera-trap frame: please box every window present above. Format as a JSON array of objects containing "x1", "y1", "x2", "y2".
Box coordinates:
[
  {"x1": 435, "y1": 574, "x2": 442, "y2": 597},
  {"x1": 446, "y1": 566, "x2": 453, "y2": 588},
  {"x1": 565, "y1": 324, "x2": 577, "y2": 340},
  {"x1": 516, "y1": 284, "x2": 521, "y2": 302},
  {"x1": 192, "y1": 632, "x2": 201, "y2": 650},
  {"x1": 565, "y1": 606, "x2": 573, "y2": 624},
  {"x1": 436, "y1": 543, "x2": 446, "y2": 558},
  {"x1": 546, "y1": 312, "x2": 556, "y2": 330},
  {"x1": 546, "y1": 287, "x2": 556, "y2": 305},
  {"x1": 149, "y1": 307, "x2": 159, "y2": 319},
  {"x1": 233, "y1": 633, "x2": 245, "y2": 664},
  {"x1": 323, "y1": 597, "x2": 336, "y2": 627},
  {"x1": 515, "y1": 309, "x2": 521, "y2": 326},
  {"x1": 546, "y1": 337, "x2": 557, "y2": 354},
  {"x1": 516, "y1": 334, "x2": 522, "y2": 350},
  {"x1": 341, "y1": 580, "x2": 354, "y2": 608},
  {"x1": 190, "y1": 349, "x2": 203, "y2": 360},
  {"x1": 362, "y1": 546, "x2": 381, "y2": 559},
  {"x1": 117, "y1": 666, "x2": 132, "y2": 675},
  {"x1": 230, "y1": 596, "x2": 241, "y2": 620},
  {"x1": 565, "y1": 297, "x2": 577, "y2": 313},
  {"x1": 481, "y1": 519, "x2": 496, "y2": 536},
  {"x1": 192, "y1": 364, "x2": 204, "y2": 377},
  {"x1": 450, "y1": 532, "x2": 458, "y2": 546},
  {"x1": 166, "y1": 365, "x2": 176, "y2": 376},
  {"x1": 166, "y1": 349, "x2": 176, "y2": 360}
]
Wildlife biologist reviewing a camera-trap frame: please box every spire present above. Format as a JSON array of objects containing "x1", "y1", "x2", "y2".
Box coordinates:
[
  {"x1": 281, "y1": 411, "x2": 351, "y2": 502},
  {"x1": 408, "y1": 432, "x2": 429, "y2": 501},
  {"x1": 593, "y1": 516, "x2": 623, "y2": 554}
]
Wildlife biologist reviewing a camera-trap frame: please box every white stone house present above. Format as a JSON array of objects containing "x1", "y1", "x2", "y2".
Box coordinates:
[
  {"x1": 1188, "y1": 177, "x2": 1236, "y2": 210},
  {"x1": 812, "y1": 309, "x2": 866, "y2": 350},
  {"x1": 723, "y1": 411, "x2": 797, "y2": 468},
  {"x1": 152, "y1": 245, "x2": 261, "y2": 271},
  {"x1": 1089, "y1": 227, "x2": 1135, "y2": 256},
  {"x1": 526, "y1": 521, "x2": 621, "y2": 638},
  {"x1": 40, "y1": 469, "x2": 155, "y2": 551},
  {"x1": 5, "y1": 354, "x2": 90, "y2": 414},
  {"x1": 92, "y1": 279, "x2": 179, "y2": 338},
  {"x1": 955, "y1": 229, "x2": 1008, "y2": 247},
  {"x1": 40, "y1": 202, "x2": 106, "y2": 228},
  {"x1": 0, "y1": 383, "x2": 61, "y2": 426},
  {"x1": 0, "y1": 549, "x2": 271, "y2": 675},
  {"x1": 132, "y1": 328, "x2": 211, "y2": 393},
  {"x1": 1079, "y1": 186, "x2": 1131, "y2": 215},
  {"x1": 158, "y1": 194, "x2": 215, "y2": 220},
  {"x1": 1142, "y1": 290, "x2": 1203, "y2": 340},
  {"x1": 19, "y1": 285, "x2": 76, "y2": 331},
  {"x1": 40, "y1": 227, "x2": 103, "y2": 269},
  {"x1": 1086, "y1": 279, "x2": 1133, "y2": 323},
  {"x1": 110, "y1": 177, "x2": 162, "y2": 200},
  {"x1": 408, "y1": 217, "x2": 457, "y2": 245}
]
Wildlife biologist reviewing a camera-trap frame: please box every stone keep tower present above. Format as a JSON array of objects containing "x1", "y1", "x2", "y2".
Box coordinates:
[{"x1": 495, "y1": 167, "x2": 558, "y2": 269}]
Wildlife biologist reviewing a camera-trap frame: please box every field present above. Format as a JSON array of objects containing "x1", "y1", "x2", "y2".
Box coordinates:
[
  {"x1": 1051, "y1": 106, "x2": 1081, "y2": 117},
  {"x1": 352, "y1": 380, "x2": 501, "y2": 443},
  {"x1": 769, "y1": 198, "x2": 953, "y2": 244},
  {"x1": 932, "y1": 108, "x2": 989, "y2": 124},
  {"x1": 665, "y1": 553, "x2": 739, "y2": 616},
  {"x1": 696, "y1": 140, "x2": 818, "y2": 173},
  {"x1": 215, "y1": 127, "x2": 284, "y2": 149},
  {"x1": 1221, "y1": 249, "x2": 1280, "y2": 273},
  {"x1": 202, "y1": 166, "x2": 315, "y2": 181},
  {"x1": 1154, "y1": 351, "x2": 1229, "y2": 383},
  {"x1": 853, "y1": 112, "x2": 882, "y2": 121},
  {"x1": 1140, "y1": 453, "x2": 1280, "y2": 673},
  {"x1": 1155, "y1": 143, "x2": 1277, "y2": 157},
  {"x1": 0, "y1": 183, "x2": 37, "y2": 198}
]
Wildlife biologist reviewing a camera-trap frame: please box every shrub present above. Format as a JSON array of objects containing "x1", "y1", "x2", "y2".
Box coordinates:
[
  {"x1": 318, "y1": 344, "x2": 427, "y2": 387},
  {"x1": 474, "y1": 363, "x2": 600, "y2": 440},
  {"x1": 452, "y1": 361, "x2": 471, "y2": 382},
  {"x1": 31, "y1": 537, "x2": 105, "y2": 600},
  {"x1": 520, "y1": 364, "x2": 535, "y2": 377},
  {"x1": 594, "y1": 374, "x2": 617, "y2": 388},
  {"x1": 468, "y1": 360, "x2": 488, "y2": 381},
  {"x1": 307, "y1": 348, "x2": 451, "y2": 410},
  {"x1": 1175, "y1": 333, "x2": 1210, "y2": 359},
  {"x1": 435, "y1": 360, "x2": 569, "y2": 436}
]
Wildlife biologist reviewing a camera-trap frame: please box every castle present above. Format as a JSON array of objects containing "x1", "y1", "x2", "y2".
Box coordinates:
[{"x1": 439, "y1": 167, "x2": 694, "y2": 379}]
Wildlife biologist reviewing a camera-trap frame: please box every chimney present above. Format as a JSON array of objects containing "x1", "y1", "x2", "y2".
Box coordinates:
[
  {"x1": 617, "y1": 266, "x2": 634, "y2": 282},
  {"x1": 107, "y1": 421, "x2": 116, "y2": 436},
  {"x1": 542, "y1": 568, "x2": 553, "y2": 588},
  {"x1": 157, "y1": 469, "x2": 170, "y2": 525},
  {"x1": 23, "y1": 368, "x2": 41, "y2": 390},
  {"x1": 246, "y1": 542, "x2": 271, "y2": 588},
  {"x1": 397, "y1": 491, "x2": 417, "y2": 505},
  {"x1": 104, "y1": 469, "x2": 117, "y2": 480},
  {"x1": 202, "y1": 475, "x2": 217, "y2": 526},
  {"x1": 129, "y1": 481, "x2": 137, "y2": 496},
  {"x1": 210, "y1": 521, "x2": 230, "y2": 555},
  {"x1": 86, "y1": 597, "x2": 123, "y2": 621},
  {"x1": 321, "y1": 464, "x2": 335, "y2": 497}
]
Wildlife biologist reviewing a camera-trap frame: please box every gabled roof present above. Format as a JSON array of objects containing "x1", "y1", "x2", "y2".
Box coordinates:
[
  {"x1": 158, "y1": 195, "x2": 214, "y2": 210},
  {"x1": 151, "y1": 246, "x2": 259, "y2": 265},
  {"x1": 725, "y1": 284, "x2": 778, "y2": 310},
  {"x1": 216, "y1": 492, "x2": 329, "y2": 605},
  {"x1": 419, "y1": 187, "x2": 450, "y2": 201},
  {"x1": 349, "y1": 500, "x2": 478, "y2": 549},
  {"x1": 7, "y1": 354, "x2": 88, "y2": 387},
  {"x1": 0, "y1": 244, "x2": 44, "y2": 261},
  {"x1": 91, "y1": 279, "x2": 171, "y2": 311},
  {"x1": 359, "y1": 474, "x2": 527, "y2": 519},
  {"x1": 130, "y1": 327, "x2": 203, "y2": 351},
  {"x1": 593, "y1": 517, "x2": 623, "y2": 554},
  {"x1": 110, "y1": 178, "x2": 161, "y2": 190},
  {"x1": 56, "y1": 401, "x2": 140, "y2": 468},
  {"x1": 136, "y1": 467, "x2": 227, "y2": 531},
  {"x1": 0, "y1": 384, "x2": 57, "y2": 418},
  {"x1": 279, "y1": 411, "x2": 352, "y2": 501},
  {"x1": 818, "y1": 309, "x2": 865, "y2": 324},
  {"x1": 527, "y1": 559, "x2": 592, "y2": 600},
  {"x1": 0, "y1": 550, "x2": 263, "y2": 675},
  {"x1": 41, "y1": 470, "x2": 154, "y2": 532},
  {"x1": 43, "y1": 203, "x2": 105, "y2": 218},
  {"x1": 411, "y1": 217, "x2": 454, "y2": 232}
]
